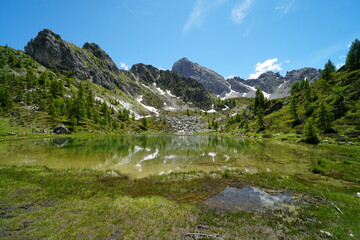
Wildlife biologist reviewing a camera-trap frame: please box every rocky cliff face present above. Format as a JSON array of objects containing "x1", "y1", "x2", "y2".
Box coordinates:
[
  {"x1": 25, "y1": 29, "x2": 136, "y2": 93},
  {"x1": 269, "y1": 68, "x2": 321, "y2": 99},
  {"x1": 238, "y1": 72, "x2": 285, "y2": 94},
  {"x1": 172, "y1": 58, "x2": 230, "y2": 95}
]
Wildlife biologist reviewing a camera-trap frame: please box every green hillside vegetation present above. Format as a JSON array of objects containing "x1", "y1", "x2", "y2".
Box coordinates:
[
  {"x1": 0, "y1": 46, "x2": 167, "y2": 135},
  {"x1": 224, "y1": 39, "x2": 360, "y2": 143}
]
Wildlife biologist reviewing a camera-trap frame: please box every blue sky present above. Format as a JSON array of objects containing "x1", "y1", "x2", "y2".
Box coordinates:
[{"x1": 1, "y1": 0, "x2": 359, "y2": 79}]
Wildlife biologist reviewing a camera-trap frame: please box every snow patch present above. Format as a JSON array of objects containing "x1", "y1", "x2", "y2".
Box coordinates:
[
  {"x1": 166, "y1": 90, "x2": 176, "y2": 98},
  {"x1": 153, "y1": 82, "x2": 165, "y2": 95},
  {"x1": 207, "y1": 109, "x2": 217, "y2": 113},
  {"x1": 137, "y1": 95, "x2": 159, "y2": 116},
  {"x1": 262, "y1": 91, "x2": 270, "y2": 99},
  {"x1": 207, "y1": 104, "x2": 217, "y2": 113},
  {"x1": 95, "y1": 96, "x2": 104, "y2": 103},
  {"x1": 221, "y1": 89, "x2": 242, "y2": 100}
]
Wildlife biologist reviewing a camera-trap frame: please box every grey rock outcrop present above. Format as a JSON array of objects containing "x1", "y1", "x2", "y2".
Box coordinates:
[
  {"x1": 269, "y1": 68, "x2": 321, "y2": 99},
  {"x1": 172, "y1": 58, "x2": 230, "y2": 95},
  {"x1": 25, "y1": 29, "x2": 138, "y2": 94},
  {"x1": 241, "y1": 72, "x2": 285, "y2": 94}
]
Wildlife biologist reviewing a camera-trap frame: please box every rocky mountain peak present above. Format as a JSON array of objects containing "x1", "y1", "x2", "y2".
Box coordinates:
[
  {"x1": 24, "y1": 29, "x2": 125, "y2": 90},
  {"x1": 172, "y1": 58, "x2": 230, "y2": 95}
]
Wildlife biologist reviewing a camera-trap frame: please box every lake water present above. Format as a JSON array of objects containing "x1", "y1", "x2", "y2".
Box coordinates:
[{"x1": 0, "y1": 135, "x2": 340, "y2": 178}]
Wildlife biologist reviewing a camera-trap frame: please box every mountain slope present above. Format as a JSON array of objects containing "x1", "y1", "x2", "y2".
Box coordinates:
[
  {"x1": 130, "y1": 64, "x2": 213, "y2": 109},
  {"x1": 224, "y1": 67, "x2": 360, "y2": 142}
]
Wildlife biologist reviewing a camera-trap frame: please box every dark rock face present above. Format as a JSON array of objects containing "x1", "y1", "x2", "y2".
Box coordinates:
[
  {"x1": 226, "y1": 77, "x2": 249, "y2": 93},
  {"x1": 25, "y1": 29, "x2": 130, "y2": 92},
  {"x1": 172, "y1": 58, "x2": 230, "y2": 95},
  {"x1": 131, "y1": 63, "x2": 213, "y2": 109},
  {"x1": 242, "y1": 72, "x2": 285, "y2": 94}
]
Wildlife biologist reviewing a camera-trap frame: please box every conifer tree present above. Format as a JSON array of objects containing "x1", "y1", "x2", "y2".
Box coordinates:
[
  {"x1": 317, "y1": 102, "x2": 333, "y2": 133},
  {"x1": 254, "y1": 88, "x2": 265, "y2": 113},
  {"x1": 321, "y1": 59, "x2": 335, "y2": 80},
  {"x1": 0, "y1": 87, "x2": 13, "y2": 111},
  {"x1": 304, "y1": 117, "x2": 319, "y2": 144},
  {"x1": 345, "y1": 39, "x2": 360, "y2": 71},
  {"x1": 290, "y1": 97, "x2": 300, "y2": 125},
  {"x1": 256, "y1": 108, "x2": 265, "y2": 130}
]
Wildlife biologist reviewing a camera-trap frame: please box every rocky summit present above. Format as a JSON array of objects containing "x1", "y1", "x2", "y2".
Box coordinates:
[
  {"x1": 25, "y1": 29, "x2": 136, "y2": 93},
  {"x1": 172, "y1": 57, "x2": 230, "y2": 96}
]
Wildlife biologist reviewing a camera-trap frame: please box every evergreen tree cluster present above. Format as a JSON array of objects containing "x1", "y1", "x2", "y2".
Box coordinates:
[
  {"x1": 0, "y1": 46, "x2": 134, "y2": 132},
  {"x1": 345, "y1": 39, "x2": 360, "y2": 71}
]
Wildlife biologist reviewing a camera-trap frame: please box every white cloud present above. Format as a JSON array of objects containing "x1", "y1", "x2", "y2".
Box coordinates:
[
  {"x1": 232, "y1": 0, "x2": 253, "y2": 24},
  {"x1": 183, "y1": 0, "x2": 228, "y2": 32},
  {"x1": 275, "y1": 0, "x2": 295, "y2": 16},
  {"x1": 347, "y1": 43, "x2": 352, "y2": 48},
  {"x1": 120, "y1": 62, "x2": 130, "y2": 71},
  {"x1": 249, "y1": 58, "x2": 283, "y2": 79},
  {"x1": 285, "y1": 59, "x2": 290, "y2": 63},
  {"x1": 336, "y1": 63, "x2": 344, "y2": 69},
  {"x1": 339, "y1": 55, "x2": 346, "y2": 59}
]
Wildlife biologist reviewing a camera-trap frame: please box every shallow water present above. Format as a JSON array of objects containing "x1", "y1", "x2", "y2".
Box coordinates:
[
  {"x1": 203, "y1": 186, "x2": 295, "y2": 211},
  {"x1": 0, "y1": 134, "x2": 343, "y2": 178}
]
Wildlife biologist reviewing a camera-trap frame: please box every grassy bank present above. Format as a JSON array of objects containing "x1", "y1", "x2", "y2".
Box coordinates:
[{"x1": 1, "y1": 161, "x2": 359, "y2": 239}]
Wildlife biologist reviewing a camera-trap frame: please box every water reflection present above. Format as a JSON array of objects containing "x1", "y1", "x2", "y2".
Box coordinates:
[
  {"x1": 203, "y1": 186, "x2": 294, "y2": 212},
  {"x1": 0, "y1": 135, "x2": 339, "y2": 178}
]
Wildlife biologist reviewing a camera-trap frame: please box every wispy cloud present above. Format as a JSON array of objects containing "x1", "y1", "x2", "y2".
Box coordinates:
[
  {"x1": 249, "y1": 58, "x2": 283, "y2": 79},
  {"x1": 183, "y1": 0, "x2": 228, "y2": 32},
  {"x1": 120, "y1": 62, "x2": 130, "y2": 71},
  {"x1": 232, "y1": 0, "x2": 253, "y2": 24},
  {"x1": 275, "y1": 0, "x2": 295, "y2": 16}
]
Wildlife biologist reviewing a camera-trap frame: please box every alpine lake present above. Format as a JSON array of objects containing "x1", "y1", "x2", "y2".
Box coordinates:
[{"x1": 0, "y1": 134, "x2": 345, "y2": 179}]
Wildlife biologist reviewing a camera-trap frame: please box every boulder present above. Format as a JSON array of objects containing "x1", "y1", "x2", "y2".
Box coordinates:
[{"x1": 53, "y1": 125, "x2": 69, "y2": 134}]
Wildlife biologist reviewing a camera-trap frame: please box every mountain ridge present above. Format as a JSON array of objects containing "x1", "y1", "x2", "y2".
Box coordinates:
[{"x1": 171, "y1": 57, "x2": 321, "y2": 99}]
